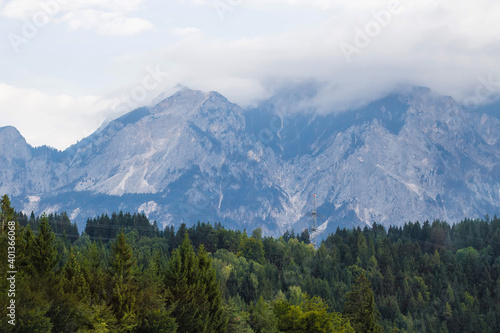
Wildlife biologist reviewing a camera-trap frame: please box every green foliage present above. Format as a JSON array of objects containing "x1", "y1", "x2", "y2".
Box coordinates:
[
  {"x1": 63, "y1": 249, "x2": 90, "y2": 300},
  {"x1": 29, "y1": 214, "x2": 58, "y2": 277},
  {"x1": 107, "y1": 231, "x2": 138, "y2": 330},
  {"x1": 238, "y1": 235, "x2": 266, "y2": 264},
  {"x1": 164, "y1": 233, "x2": 226, "y2": 332},
  {"x1": 85, "y1": 211, "x2": 159, "y2": 241},
  {"x1": 5, "y1": 204, "x2": 500, "y2": 332},
  {"x1": 343, "y1": 273, "x2": 382, "y2": 333},
  {"x1": 1, "y1": 194, "x2": 16, "y2": 230},
  {"x1": 135, "y1": 307, "x2": 177, "y2": 333},
  {"x1": 274, "y1": 291, "x2": 353, "y2": 332},
  {"x1": 249, "y1": 296, "x2": 278, "y2": 333},
  {"x1": 79, "y1": 302, "x2": 117, "y2": 332}
]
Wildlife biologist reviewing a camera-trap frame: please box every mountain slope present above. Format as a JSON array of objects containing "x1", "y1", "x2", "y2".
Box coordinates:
[{"x1": 2, "y1": 87, "x2": 499, "y2": 237}]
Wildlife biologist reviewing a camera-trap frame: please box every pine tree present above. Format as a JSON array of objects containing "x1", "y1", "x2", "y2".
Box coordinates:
[
  {"x1": 343, "y1": 273, "x2": 382, "y2": 333},
  {"x1": 1, "y1": 194, "x2": 16, "y2": 232},
  {"x1": 107, "y1": 231, "x2": 138, "y2": 331},
  {"x1": 164, "y1": 232, "x2": 198, "y2": 331},
  {"x1": 135, "y1": 250, "x2": 177, "y2": 333},
  {"x1": 83, "y1": 240, "x2": 107, "y2": 303},
  {"x1": 249, "y1": 296, "x2": 278, "y2": 333},
  {"x1": 32, "y1": 213, "x2": 58, "y2": 277},
  {"x1": 164, "y1": 233, "x2": 227, "y2": 332},
  {"x1": 63, "y1": 249, "x2": 90, "y2": 300},
  {"x1": 198, "y1": 245, "x2": 227, "y2": 331}
]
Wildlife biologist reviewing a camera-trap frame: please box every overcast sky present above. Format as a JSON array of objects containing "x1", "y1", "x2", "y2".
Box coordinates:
[{"x1": 1, "y1": 0, "x2": 500, "y2": 150}]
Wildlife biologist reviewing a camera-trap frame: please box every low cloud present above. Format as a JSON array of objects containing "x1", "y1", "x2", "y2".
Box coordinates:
[
  {"x1": 0, "y1": 83, "x2": 115, "y2": 150},
  {"x1": 1, "y1": 0, "x2": 500, "y2": 149},
  {"x1": 152, "y1": 0, "x2": 500, "y2": 112}
]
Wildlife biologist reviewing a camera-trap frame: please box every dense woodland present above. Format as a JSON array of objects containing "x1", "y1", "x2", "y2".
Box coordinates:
[{"x1": 1, "y1": 194, "x2": 500, "y2": 332}]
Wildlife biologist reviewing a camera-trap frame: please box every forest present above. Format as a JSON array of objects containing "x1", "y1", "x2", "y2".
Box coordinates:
[{"x1": 1, "y1": 193, "x2": 500, "y2": 332}]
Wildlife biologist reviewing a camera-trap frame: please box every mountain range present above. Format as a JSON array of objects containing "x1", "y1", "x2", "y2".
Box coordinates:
[{"x1": 1, "y1": 86, "x2": 499, "y2": 239}]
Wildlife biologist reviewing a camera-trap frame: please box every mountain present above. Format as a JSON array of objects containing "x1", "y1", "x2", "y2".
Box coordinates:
[{"x1": 2, "y1": 87, "x2": 499, "y2": 238}]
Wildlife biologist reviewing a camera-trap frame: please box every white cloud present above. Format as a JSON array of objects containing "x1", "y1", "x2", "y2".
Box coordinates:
[
  {"x1": 0, "y1": 0, "x2": 39, "y2": 18},
  {"x1": 145, "y1": 0, "x2": 500, "y2": 111},
  {"x1": 2, "y1": 0, "x2": 500, "y2": 149},
  {"x1": 1, "y1": 0, "x2": 152, "y2": 35},
  {"x1": 61, "y1": 9, "x2": 153, "y2": 35},
  {"x1": 185, "y1": 0, "x2": 401, "y2": 12},
  {"x1": 180, "y1": 0, "x2": 205, "y2": 5},
  {"x1": 172, "y1": 27, "x2": 202, "y2": 37},
  {"x1": 0, "y1": 83, "x2": 115, "y2": 149},
  {"x1": 1, "y1": 0, "x2": 146, "y2": 18}
]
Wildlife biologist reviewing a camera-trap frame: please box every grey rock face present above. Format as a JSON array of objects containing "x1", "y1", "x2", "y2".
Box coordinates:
[{"x1": 2, "y1": 87, "x2": 499, "y2": 238}]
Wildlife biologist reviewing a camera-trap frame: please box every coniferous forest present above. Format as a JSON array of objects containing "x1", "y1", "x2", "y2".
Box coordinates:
[{"x1": 1, "y1": 194, "x2": 500, "y2": 332}]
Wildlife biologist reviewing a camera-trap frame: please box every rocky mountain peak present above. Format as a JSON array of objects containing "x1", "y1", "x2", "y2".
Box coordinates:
[
  {"x1": 0, "y1": 125, "x2": 30, "y2": 160},
  {"x1": 3, "y1": 87, "x2": 499, "y2": 239}
]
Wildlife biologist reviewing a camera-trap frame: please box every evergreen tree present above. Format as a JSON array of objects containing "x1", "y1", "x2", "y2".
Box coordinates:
[
  {"x1": 107, "y1": 231, "x2": 138, "y2": 331},
  {"x1": 32, "y1": 213, "x2": 58, "y2": 277},
  {"x1": 343, "y1": 273, "x2": 382, "y2": 333},
  {"x1": 4, "y1": 211, "x2": 500, "y2": 331},
  {"x1": 298, "y1": 228, "x2": 310, "y2": 244},
  {"x1": 198, "y1": 245, "x2": 227, "y2": 331},
  {"x1": 17, "y1": 226, "x2": 36, "y2": 275},
  {"x1": 164, "y1": 233, "x2": 227, "y2": 332},
  {"x1": 1, "y1": 194, "x2": 16, "y2": 232},
  {"x1": 63, "y1": 249, "x2": 90, "y2": 300},
  {"x1": 84, "y1": 240, "x2": 108, "y2": 303},
  {"x1": 249, "y1": 296, "x2": 278, "y2": 333}
]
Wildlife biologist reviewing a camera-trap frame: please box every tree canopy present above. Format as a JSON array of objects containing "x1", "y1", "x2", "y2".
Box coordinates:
[{"x1": 2, "y1": 194, "x2": 500, "y2": 332}]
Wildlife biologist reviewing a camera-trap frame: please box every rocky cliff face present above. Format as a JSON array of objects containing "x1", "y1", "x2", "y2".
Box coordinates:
[{"x1": 2, "y1": 87, "x2": 499, "y2": 238}]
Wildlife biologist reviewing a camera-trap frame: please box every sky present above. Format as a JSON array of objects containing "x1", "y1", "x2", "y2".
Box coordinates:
[{"x1": 1, "y1": 0, "x2": 500, "y2": 150}]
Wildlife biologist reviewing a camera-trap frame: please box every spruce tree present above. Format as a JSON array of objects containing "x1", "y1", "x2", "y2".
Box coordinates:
[
  {"x1": 164, "y1": 233, "x2": 226, "y2": 332},
  {"x1": 32, "y1": 213, "x2": 58, "y2": 277},
  {"x1": 343, "y1": 273, "x2": 382, "y2": 333},
  {"x1": 164, "y1": 233, "x2": 198, "y2": 331},
  {"x1": 197, "y1": 245, "x2": 227, "y2": 332},
  {"x1": 63, "y1": 249, "x2": 90, "y2": 300},
  {"x1": 1, "y1": 194, "x2": 16, "y2": 232},
  {"x1": 249, "y1": 296, "x2": 278, "y2": 333},
  {"x1": 108, "y1": 230, "x2": 138, "y2": 331}
]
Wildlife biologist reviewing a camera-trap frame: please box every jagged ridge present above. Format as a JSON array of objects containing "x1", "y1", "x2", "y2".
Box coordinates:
[{"x1": 1, "y1": 87, "x2": 499, "y2": 238}]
